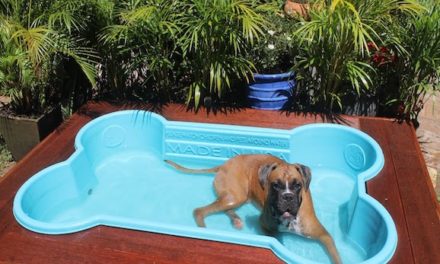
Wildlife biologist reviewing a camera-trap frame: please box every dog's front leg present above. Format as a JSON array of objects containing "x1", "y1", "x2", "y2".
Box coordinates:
[
  {"x1": 316, "y1": 232, "x2": 342, "y2": 264},
  {"x1": 259, "y1": 205, "x2": 279, "y2": 234}
]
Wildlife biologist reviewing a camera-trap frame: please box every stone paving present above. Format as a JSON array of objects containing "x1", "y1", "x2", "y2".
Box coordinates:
[{"x1": 417, "y1": 93, "x2": 440, "y2": 201}]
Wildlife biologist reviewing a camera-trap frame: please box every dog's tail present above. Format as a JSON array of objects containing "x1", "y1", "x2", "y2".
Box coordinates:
[{"x1": 165, "y1": 160, "x2": 220, "y2": 174}]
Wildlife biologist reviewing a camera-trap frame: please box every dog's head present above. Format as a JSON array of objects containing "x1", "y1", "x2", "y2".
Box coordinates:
[{"x1": 258, "y1": 162, "x2": 311, "y2": 226}]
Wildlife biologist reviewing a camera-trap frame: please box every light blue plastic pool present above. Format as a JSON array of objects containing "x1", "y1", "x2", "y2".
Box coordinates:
[{"x1": 13, "y1": 110, "x2": 397, "y2": 264}]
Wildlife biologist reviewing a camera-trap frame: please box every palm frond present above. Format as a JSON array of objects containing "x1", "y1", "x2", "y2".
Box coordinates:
[{"x1": 12, "y1": 26, "x2": 55, "y2": 66}]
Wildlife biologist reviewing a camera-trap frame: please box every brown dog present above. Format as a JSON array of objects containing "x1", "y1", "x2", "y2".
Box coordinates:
[{"x1": 165, "y1": 154, "x2": 342, "y2": 264}]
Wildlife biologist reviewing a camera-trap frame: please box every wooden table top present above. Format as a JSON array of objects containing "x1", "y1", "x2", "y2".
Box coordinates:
[{"x1": 0, "y1": 101, "x2": 439, "y2": 264}]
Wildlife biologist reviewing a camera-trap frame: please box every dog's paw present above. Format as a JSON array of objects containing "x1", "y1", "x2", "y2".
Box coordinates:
[{"x1": 233, "y1": 218, "x2": 243, "y2": 229}]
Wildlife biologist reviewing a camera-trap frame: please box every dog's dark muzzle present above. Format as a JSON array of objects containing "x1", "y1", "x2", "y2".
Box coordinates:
[
  {"x1": 282, "y1": 193, "x2": 295, "y2": 202},
  {"x1": 276, "y1": 193, "x2": 301, "y2": 217}
]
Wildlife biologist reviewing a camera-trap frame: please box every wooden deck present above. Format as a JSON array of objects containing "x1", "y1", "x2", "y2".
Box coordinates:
[{"x1": 0, "y1": 101, "x2": 439, "y2": 264}]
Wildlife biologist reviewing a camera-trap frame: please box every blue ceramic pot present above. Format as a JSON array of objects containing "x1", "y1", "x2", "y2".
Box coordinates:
[{"x1": 247, "y1": 72, "x2": 296, "y2": 110}]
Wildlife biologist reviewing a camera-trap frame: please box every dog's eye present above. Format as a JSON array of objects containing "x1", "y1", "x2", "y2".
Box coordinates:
[
  {"x1": 291, "y1": 183, "x2": 302, "y2": 190},
  {"x1": 272, "y1": 182, "x2": 281, "y2": 190}
]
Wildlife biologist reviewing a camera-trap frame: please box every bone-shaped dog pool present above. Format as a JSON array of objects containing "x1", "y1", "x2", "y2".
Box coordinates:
[{"x1": 13, "y1": 110, "x2": 397, "y2": 264}]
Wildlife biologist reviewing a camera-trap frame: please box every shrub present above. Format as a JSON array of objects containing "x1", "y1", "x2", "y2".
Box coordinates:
[
  {"x1": 177, "y1": 0, "x2": 272, "y2": 108},
  {"x1": 0, "y1": 0, "x2": 98, "y2": 115},
  {"x1": 246, "y1": 11, "x2": 297, "y2": 74},
  {"x1": 99, "y1": 0, "x2": 184, "y2": 103},
  {"x1": 291, "y1": 0, "x2": 422, "y2": 113},
  {"x1": 374, "y1": 0, "x2": 440, "y2": 124}
]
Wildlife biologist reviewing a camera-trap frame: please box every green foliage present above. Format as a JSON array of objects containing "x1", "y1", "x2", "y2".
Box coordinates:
[
  {"x1": 376, "y1": 0, "x2": 440, "y2": 122},
  {"x1": 99, "y1": 0, "x2": 183, "y2": 102},
  {"x1": 247, "y1": 11, "x2": 297, "y2": 74},
  {"x1": 292, "y1": 0, "x2": 423, "y2": 113},
  {"x1": 0, "y1": 0, "x2": 98, "y2": 115},
  {"x1": 1, "y1": 0, "x2": 438, "y2": 124},
  {"x1": 97, "y1": 0, "x2": 272, "y2": 108},
  {"x1": 178, "y1": 0, "x2": 270, "y2": 108}
]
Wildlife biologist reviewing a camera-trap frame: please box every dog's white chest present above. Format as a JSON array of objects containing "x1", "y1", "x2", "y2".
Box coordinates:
[
  {"x1": 288, "y1": 217, "x2": 302, "y2": 234},
  {"x1": 279, "y1": 216, "x2": 303, "y2": 235}
]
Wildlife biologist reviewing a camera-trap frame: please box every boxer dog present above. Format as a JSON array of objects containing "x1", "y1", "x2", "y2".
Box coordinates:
[{"x1": 165, "y1": 154, "x2": 342, "y2": 264}]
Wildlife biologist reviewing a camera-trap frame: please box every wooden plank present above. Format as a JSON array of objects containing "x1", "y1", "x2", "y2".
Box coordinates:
[
  {"x1": 360, "y1": 119, "x2": 414, "y2": 264},
  {"x1": 1, "y1": 102, "x2": 438, "y2": 264},
  {"x1": 159, "y1": 104, "x2": 360, "y2": 129},
  {"x1": 1, "y1": 199, "x2": 282, "y2": 263},
  {"x1": 1, "y1": 224, "x2": 282, "y2": 264},
  {"x1": 381, "y1": 121, "x2": 440, "y2": 264}
]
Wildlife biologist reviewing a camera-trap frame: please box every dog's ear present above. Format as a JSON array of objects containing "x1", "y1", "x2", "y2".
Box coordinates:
[
  {"x1": 258, "y1": 163, "x2": 278, "y2": 189},
  {"x1": 294, "y1": 163, "x2": 311, "y2": 191}
]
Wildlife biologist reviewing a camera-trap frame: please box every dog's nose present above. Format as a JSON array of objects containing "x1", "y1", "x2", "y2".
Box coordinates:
[{"x1": 282, "y1": 193, "x2": 295, "y2": 201}]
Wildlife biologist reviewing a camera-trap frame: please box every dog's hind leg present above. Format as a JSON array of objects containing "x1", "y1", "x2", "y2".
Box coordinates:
[
  {"x1": 193, "y1": 194, "x2": 246, "y2": 228},
  {"x1": 194, "y1": 169, "x2": 247, "y2": 228},
  {"x1": 225, "y1": 209, "x2": 243, "y2": 229}
]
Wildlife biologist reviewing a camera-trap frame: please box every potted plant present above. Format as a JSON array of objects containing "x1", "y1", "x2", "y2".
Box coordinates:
[
  {"x1": 246, "y1": 12, "x2": 297, "y2": 110},
  {"x1": 291, "y1": 0, "x2": 422, "y2": 114},
  {"x1": 0, "y1": 0, "x2": 97, "y2": 160},
  {"x1": 374, "y1": 1, "x2": 439, "y2": 125}
]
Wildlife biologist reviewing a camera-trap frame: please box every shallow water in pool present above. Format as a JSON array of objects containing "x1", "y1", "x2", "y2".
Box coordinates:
[{"x1": 41, "y1": 151, "x2": 365, "y2": 264}]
